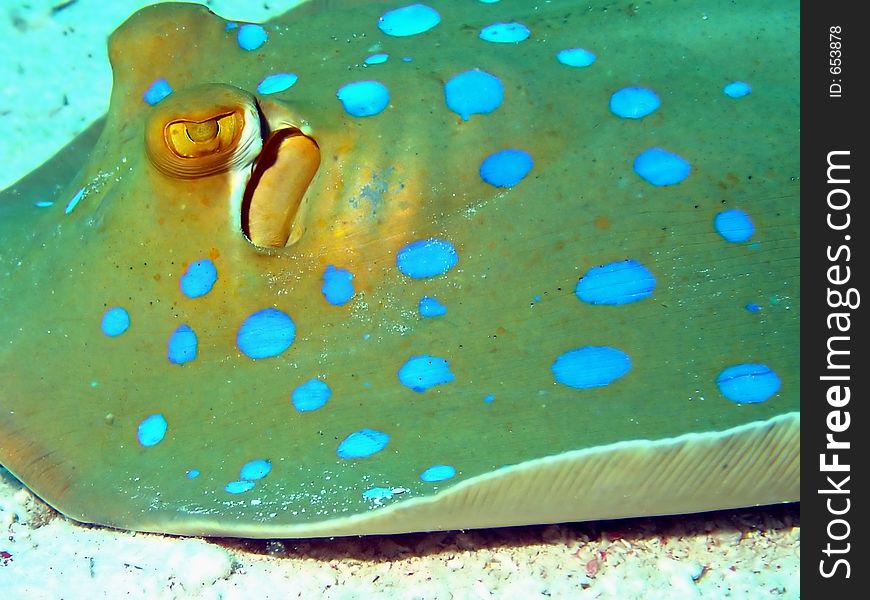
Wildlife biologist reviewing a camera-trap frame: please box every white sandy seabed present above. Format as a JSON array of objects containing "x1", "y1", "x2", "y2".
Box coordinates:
[{"x1": 0, "y1": 1, "x2": 799, "y2": 598}]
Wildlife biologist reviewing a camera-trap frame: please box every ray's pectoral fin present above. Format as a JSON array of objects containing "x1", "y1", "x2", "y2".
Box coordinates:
[{"x1": 144, "y1": 84, "x2": 320, "y2": 249}]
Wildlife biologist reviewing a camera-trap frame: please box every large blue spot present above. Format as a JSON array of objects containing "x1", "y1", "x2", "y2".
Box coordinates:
[
  {"x1": 444, "y1": 70, "x2": 503, "y2": 121},
  {"x1": 137, "y1": 414, "x2": 167, "y2": 447},
  {"x1": 420, "y1": 464, "x2": 456, "y2": 482},
  {"x1": 64, "y1": 187, "x2": 85, "y2": 215},
  {"x1": 168, "y1": 324, "x2": 198, "y2": 365},
  {"x1": 237, "y1": 308, "x2": 296, "y2": 359},
  {"x1": 377, "y1": 4, "x2": 440, "y2": 37},
  {"x1": 575, "y1": 259, "x2": 656, "y2": 305},
  {"x1": 714, "y1": 209, "x2": 755, "y2": 243},
  {"x1": 479, "y1": 149, "x2": 534, "y2": 187},
  {"x1": 337, "y1": 80, "x2": 390, "y2": 117},
  {"x1": 321, "y1": 265, "x2": 355, "y2": 306},
  {"x1": 225, "y1": 480, "x2": 256, "y2": 494},
  {"x1": 724, "y1": 81, "x2": 751, "y2": 98},
  {"x1": 419, "y1": 296, "x2": 448, "y2": 318},
  {"x1": 552, "y1": 346, "x2": 631, "y2": 389},
  {"x1": 365, "y1": 53, "x2": 389, "y2": 65},
  {"x1": 397, "y1": 239, "x2": 458, "y2": 279},
  {"x1": 633, "y1": 148, "x2": 691, "y2": 186},
  {"x1": 101, "y1": 307, "x2": 130, "y2": 337},
  {"x1": 717, "y1": 364, "x2": 780, "y2": 404},
  {"x1": 257, "y1": 73, "x2": 298, "y2": 95},
  {"x1": 240, "y1": 459, "x2": 272, "y2": 481},
  {"x1": 292, "y1": 378, "x2": 332, "y2": 412},
  {"x1": 557, "y1": 48, "x2": 596, "y2": 68},
  {"x1": 180, "y1": 259, "x2": 217, "y2": 298},
  {"x1": 610, "y1": 87, "x2": 660, "y2": 119},
  {"x1": 186, "y1": 469, "x2": 200, "y2": 479},
  {"x1": 480, "y1": 22, "x2": 530, "y2": 43},
  {"x1": 337, "y1": 429, "x2": 390, "y2": 459},
  {"x1": 237, "y1": 24, "x2": 268, "y2": 51},
  {"x1": 143, "y1": 78, "x2": 173, "y2": 105},
  {"x1": 398, "y1": 355, "x2": 455, "y2": 392}
]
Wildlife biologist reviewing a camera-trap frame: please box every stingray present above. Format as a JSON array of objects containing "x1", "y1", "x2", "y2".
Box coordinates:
[{"x1": 0, "y1": 0, "x2": 799, "y2": 538}]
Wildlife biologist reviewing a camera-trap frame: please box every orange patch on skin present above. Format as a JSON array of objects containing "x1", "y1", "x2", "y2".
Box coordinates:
[
  {"x1": 593, "y1": 216, "x2": 610, "y2": 230},
  {"x1": 208, "y1": 247, "x2": 220, "y2": 261}
]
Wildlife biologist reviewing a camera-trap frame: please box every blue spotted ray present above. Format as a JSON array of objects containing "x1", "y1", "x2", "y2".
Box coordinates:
[{"x1": 0, "y1": 0, "x2": 799, "y2": 538}]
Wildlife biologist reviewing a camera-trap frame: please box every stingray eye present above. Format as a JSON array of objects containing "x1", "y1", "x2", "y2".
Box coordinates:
[{"x1": 165, "y1": 113, "x2": 240, "y2": 158}]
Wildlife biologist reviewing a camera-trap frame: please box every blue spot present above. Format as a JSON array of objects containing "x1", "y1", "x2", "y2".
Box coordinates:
[
  {"x1": 186, "y1": 469, "x2": 200, "y2": 479},
  {"x1": 363, "y1": 487, "x2": 395, "y2": 501},
  {"x1": 484, "y1": 394, "x2": 495, "y2": 403},
  {"x1": 397, "y1": 238, "x2": 458, "y2": 279},
  {"x1": 479, "y1": 148, "x2": 533, "y2": 187},
  {"x1": 419, "y1": 296, "x2": 448, "y2": 317},
  {"x1": 180, "y1": 259, "x2": 217, "y2": 298},
  {"x1": 552, "y1": 346, "x2": 631, "y2": 389},
  {"x1": 398, "y1": 355, "x2": 455, "y2": 392},
  {"x1": 321, "y1": 265, "x2": 355, "y2": 306},
  {"x1": 420, "y1": 465, "x2": 456, "y2": 482},
  {"x1": 714, "y1": 209, "x2": 755, "y2": 243},
  {"x1": 365, "y1": 53, "x2": 389, "y2": 65},
  {"x1": 64, "y1": 187, "x2": 85, "y2": 214},
  {"x1": 575, "y1": 259, "x2": 656, "y2": 305},
  {"x1": 633, "y1": 148, "x2": 691, "y2": 186},
  {"x1": 716, "y1": 363, "x2": 780, "y2": 404},
  {"x1": 35, "y1": 200, "x2": 54, "y2": 208},
  {"x1": 557, "y1": 48, "x2": 596, "y2": 67},
  {"x1": 745, "y1": 303, "x2": 762, "y2": 313},
  {"x1": 225, "y1": 480, "x2": 256, "y2": 494},
  {"x1": 444, "y1": 70, "x2": 503, "y2": 121},
  {"x1": 237, "y1": 24, "x2": 267, "y2": 51},
  {"x1": 292, "y1": 379, "x2": 332, "y2": 412},
  {"x1": 240, "y1": 459, "x2": 272, "y2": 481},
  {"x1": 377, "y1": 4, "x2": 441, "y2": 37},
  {"x1": 337, "y1": 80, "x2": 390, "y2": 117},
  {"x1": 237, "y1": 308, "x2": 296, "y2": 359},
  {"x1": 225, "y1": 22, "x2": 239, "y2": 31},
  {"x1": 480, "y1": 22, "x2": 530, "y2": 43},
  {"x1": 168, "y1": 324, "x2": 198, "y2": 365},
  {"x1": 610, "y1": 87, "x2": 660, "y2": 119},
  {"x1": 101, "y1": 307, "x2": 130, "y2": 337},
  {"x1": 257, "y1": 73, "x2": 298, "y2": 95},
  {"x1": 137, "y1": 414, "x2": 167, "y2": 447},
  {"x1": 143, "y1": 78, "x2": 173, "y2": 105},
  {"x1": 724, "y1": 81, "x2": 751, "y2": 98},
  {"x1": 533, "y1": 295, "x2": 542, "y2": 302},
  {"x1": 337, "y1": 429, "x2": 390, "y2": 459}
]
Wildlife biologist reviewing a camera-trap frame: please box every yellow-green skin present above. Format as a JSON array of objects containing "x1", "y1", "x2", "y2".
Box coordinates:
[{"x1": 0, "y1": 0, "x2": 799, "y2": 538}]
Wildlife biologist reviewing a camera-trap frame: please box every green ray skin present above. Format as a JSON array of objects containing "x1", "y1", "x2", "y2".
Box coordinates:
[{"x1": 0, "y1": 0, "x2": 799, "y2": 538}]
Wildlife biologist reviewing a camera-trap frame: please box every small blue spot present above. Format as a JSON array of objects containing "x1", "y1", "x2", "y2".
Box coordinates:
[
  {"x1": 420, "y1": 464, "x2": 456, "y2": 482},
  {"x1": 137, "y1": 414, "x2": 167, "y2": 447},
  {"x1": 35, "y1": 200, "x2": 54, "y2": 208},
  {"x1": 552, "y1": 346, "x2": 631, "y2": 389},
  {"x1": 479, "y1": 148, "x2": 533, "y2": 187},
  {"x1": 397, "y1": 238, "x2": 458, "y2": 279},
  {"x1": 480, "y1": 22, "x2": 530, "y2": 43},
  {"x1": 745, "y1": 303, "x2": 762, "y2": 313},
  {"x1": 337, "y1": 429, "x2": 390, "y2": 459},
  {"x1": 533, "y1": 295, "x2": 542, "y2": 302},
  {"x1": 377, "y1": 4, "x2": 441, "y2": 37},
  {"x1": 64, "y1": 187, "x2": 85, "y2": 214},
  {"x1": 365, "y1": 53, "x2": 389, "y2": 65},
  {"x1": 398, "y1": 355, "x2": 455, "y2": 392},
  {"x1": 402, "y1": 56, "x2": 413, "y2": 63},
  {"x1": 337, "y1": 80, "x2": 390, "y2": 117},
  {"x1": 101, "y1": 307, "x2": 130, "y2": 337},
  {"x1": 557, "y1": 48, "x2": 596, "y2": 67},
  {"x1": 610, "y1": 87, "x2": 660, "y2": 119},
  {"x1": 257, "y1": 73, "x2": 298, "y2": 95},
  {"x1": 419, "y1": 296, "x2": 448, "y2": 317},
  {"x1": 363, "y1": 487, "x2": 395, "y2": 501},
  {"x1": 225, "y1": 480, "x2": 256, "y2": 494},
  {"x1": 180, "y1": 259, "x2": 218, "y2": 298},
  {"x1": 237, "y1": 24, "x2": 268, "y2": 51},
  {"x1": 716, "y1": 363, "x2": 780, "y2": 404},
  {"x1": 168, "y1": 324, "x2": 198, "y2": 365},
  {"x1": 724, "y1": 81, "x2": 751, "y2": 98},
  {"x1": 240, "y1": 459, "x2": 272, "y2": 481},
  {"x1": 292, "y1": 379, "x2": 332, "y2": 412},
  {"x1": 321, "y1": 265, "x2": 355, "y2": 306},
  {"x1": 225, "y1": 22, "x2": 239, "y2": 31},
  {"x1": 714, "y1": 209, "x2": 755, "y2": 243},
  {"x1": 186, "y1": 469, "x2": 200, "y2": 479},
  {"x1": 444, "y1": 70, "x2": 503, "y2": 121},
  {"x1": 575, "y1": 259, "x2": 656, "y2": 305},
  {"x1": 143, "y1": 78, "x2": 173, "y2": 105},
  {"x1": 237, "y1": 308, "x2": 296, "y2": 359},
  {"x1": 484, "y1": 394, "x2": 495, "y2": 403},
  {"x1": 633, "y1": 148, "x2": 691, "y2": 186}
]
